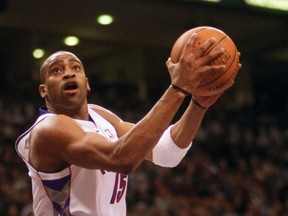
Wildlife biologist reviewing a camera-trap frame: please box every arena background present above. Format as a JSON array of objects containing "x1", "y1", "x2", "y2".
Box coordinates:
[{"x1": 0, "y1": 0, "x2": 288, "y2": 215}]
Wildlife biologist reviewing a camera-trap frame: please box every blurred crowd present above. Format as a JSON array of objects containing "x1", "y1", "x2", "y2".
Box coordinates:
[
  {"x1": 0, "y1": 85, "x2": 288, "y2": 216},
  {"x1": 127, "y1": 90, "x2": 288, "y2": 216}
]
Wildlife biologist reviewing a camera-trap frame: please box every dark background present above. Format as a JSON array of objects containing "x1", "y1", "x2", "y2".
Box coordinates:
[{"x1": 0, "y1": 0, "x2": 288, "y2": 109}]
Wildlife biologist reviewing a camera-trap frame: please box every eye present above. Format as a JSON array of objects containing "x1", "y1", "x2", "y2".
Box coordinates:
[
  {"x1": 72, "y1": 65, "x2": 81, "y2": 71},
  {"x1": 49, "y1": 67, "x2": 62, "y2": 75}
]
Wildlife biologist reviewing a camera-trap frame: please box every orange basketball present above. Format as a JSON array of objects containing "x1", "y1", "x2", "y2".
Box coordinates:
[{"x1": 170, "y1": 26, "x2": 239, "y2": 96}]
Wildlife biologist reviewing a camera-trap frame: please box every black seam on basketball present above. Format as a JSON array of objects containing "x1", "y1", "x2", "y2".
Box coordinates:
[
  {"x1": 198, "y1": 43, "x2": 237, "y2": 88},
  {"x1": 195, "y1": 27, "x2": 209, "y2": 33},
  {"x1": 204, "y1": 35, "x2": 227, "y2": 56}
]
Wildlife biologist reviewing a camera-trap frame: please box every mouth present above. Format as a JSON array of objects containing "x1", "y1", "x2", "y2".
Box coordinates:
[{"x1": 64, "y1": 81, "x2": 79, "y2": 93}]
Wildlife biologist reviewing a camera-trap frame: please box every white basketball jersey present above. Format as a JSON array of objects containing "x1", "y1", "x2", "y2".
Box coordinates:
[{"x1": 15, "y1": 106, "x2": 128, "y2": 216}]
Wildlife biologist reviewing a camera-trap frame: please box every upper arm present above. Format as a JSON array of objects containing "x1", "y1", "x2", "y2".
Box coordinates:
[{"x1": 30, "y1": 115, "x2": 126, "y2": 173}]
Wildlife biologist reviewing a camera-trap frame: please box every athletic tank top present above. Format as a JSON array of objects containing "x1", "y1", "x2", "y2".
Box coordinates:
[{"x1": 15, "y1": 106, "x2": 128, "y2": 216}]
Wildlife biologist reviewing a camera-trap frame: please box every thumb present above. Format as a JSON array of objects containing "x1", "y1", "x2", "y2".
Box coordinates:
[{"x1": 166, "y1": 57, "x2": 173, "y2": 68}]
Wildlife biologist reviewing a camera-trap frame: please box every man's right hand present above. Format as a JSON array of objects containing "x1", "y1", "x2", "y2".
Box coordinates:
[{"x1": 166, "y1": 33, "x2": 227, "y2": 94}]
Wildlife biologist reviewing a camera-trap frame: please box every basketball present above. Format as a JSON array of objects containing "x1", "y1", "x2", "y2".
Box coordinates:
[{"x1": 170, "y1": 26, "x2": 239, "y2": 96}]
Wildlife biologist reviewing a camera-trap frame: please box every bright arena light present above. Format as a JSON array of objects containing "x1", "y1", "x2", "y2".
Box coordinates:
[
  {"x1": 97, "y1": 14, "x2": 114, "y2": 25},
  {"x1": 64, "y1": 36, "x2": 79, "y2": 46},
  {"x1": 33, "y1": 49, "x2": 45, "y2": 59},
  {"x1": 245, "y1": 0, "x2": 288, "y2": 11}
]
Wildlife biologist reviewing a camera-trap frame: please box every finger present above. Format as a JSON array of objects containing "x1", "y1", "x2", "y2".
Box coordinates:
[
  {"x1": 194, "y1": 37, "x2": 217, "y2": 58},
  {"x1": 196, "y1": 64, "x2": 227, "y2": 77},
  {"x1": 166, "y1": 57, "x2": 173, "y2": 66},
  {"x1": 165, "y1": 57, "x2": 175, "y2": 76},
  {"x1": 237, "y1": 63, "x2": 242, "y2": 70},
  {"x1": 181, "y1": 33, "x2": 198, "y2": 57},
  {"x1": 226, "y1": 79, "x2": 235, "y2": 89},
  {"x1": 199, "y1": 47, "x2": 225, "y2": 66}
]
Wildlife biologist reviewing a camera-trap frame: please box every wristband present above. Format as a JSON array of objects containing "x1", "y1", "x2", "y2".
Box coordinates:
[
  {"x1": 152, "y1": 125, "x2": 192, "y2": 167},
  {"x1": 171, "y1": 84, "x2": 190, "y2": 96},
  {"x1": 192, "y1": 97, "x2": 207, "y2": 110}
]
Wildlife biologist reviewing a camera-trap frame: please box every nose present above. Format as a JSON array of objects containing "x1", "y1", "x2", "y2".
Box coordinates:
[{"x1": 63, "y1": 69, "x2": 76, "y2": 79}]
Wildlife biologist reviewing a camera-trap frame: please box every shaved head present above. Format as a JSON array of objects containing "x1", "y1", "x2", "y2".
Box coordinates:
[{"x1": 39, "y1": 51, "x2": 82, "y2": 83}]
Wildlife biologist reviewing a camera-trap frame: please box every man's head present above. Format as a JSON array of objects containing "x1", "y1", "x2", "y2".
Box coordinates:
[
  {"x1": 39, "y1": 51, "x2": 91, "y2": 114},
  {"x1": 40, "y1": 51, "x2": 82, "y2": 83}
]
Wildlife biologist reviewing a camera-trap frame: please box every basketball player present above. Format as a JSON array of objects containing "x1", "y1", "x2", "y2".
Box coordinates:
[{"x1": 15, "y1": 33, "x2": 240, "y2": 215}]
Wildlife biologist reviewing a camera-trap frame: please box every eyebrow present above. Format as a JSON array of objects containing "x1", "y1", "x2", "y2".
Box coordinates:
[{"x1": 48, "y1": 58, "x2": 82, "y2": 70}]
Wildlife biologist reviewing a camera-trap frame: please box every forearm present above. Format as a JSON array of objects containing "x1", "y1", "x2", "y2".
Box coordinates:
[
  {"x1": 171, "y1": 98, "x2": 207, "y2": 148},
  {"x1": 111, "y1": 86, "x2": 186, "y2": 173},
  {"x1": 150, "y1": 98, "x2": 206, "y2": 167}
]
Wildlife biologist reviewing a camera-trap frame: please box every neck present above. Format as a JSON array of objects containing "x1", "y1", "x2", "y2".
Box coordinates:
[{"x1": 46, "y1": 103, "x2": 90, "y2": 120}]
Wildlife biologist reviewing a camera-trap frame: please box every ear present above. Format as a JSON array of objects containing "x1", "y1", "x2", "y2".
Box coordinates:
[
  {"x1": 39, "y1": 84, "x2": 47, "y2": 98},
  {"x1": 86, "y1": 78, "x2": 91, "y2": 91}
]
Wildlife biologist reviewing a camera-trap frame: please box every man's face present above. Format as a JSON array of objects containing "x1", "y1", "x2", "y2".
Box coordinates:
[{"x1": 39, "y1": 52, "x2": 90, "y2": 113}]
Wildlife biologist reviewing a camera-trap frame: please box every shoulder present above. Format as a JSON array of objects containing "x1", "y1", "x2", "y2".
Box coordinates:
[
  {"x1": 29, "y1": 115, "x2": 84, "y2": 172},
  {"x1": 88, "y1": 104, "x2": 134, "y2": 137},
  {"x1": 32, "y1": 114, "x2": 84, "y2": 142},
  {"x1": 88, "y1": 104, "x2": 122, "y2": 125}
]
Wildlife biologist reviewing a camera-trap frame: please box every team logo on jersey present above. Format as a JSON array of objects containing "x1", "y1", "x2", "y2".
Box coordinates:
[{"x1": 105, "y1": 128, "x2": 114, "y2": 139}]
